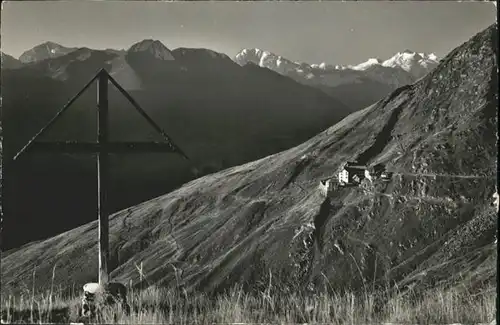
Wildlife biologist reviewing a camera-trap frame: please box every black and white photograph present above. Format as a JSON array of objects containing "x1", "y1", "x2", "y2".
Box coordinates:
[{"x1": 0, "y1": 1, "x2": 498, "y2": 324}]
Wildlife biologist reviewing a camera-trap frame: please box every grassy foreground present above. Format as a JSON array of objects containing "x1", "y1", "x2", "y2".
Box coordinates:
[{"x1": 1, "y1": 282, "x2": 495, "y2": 324}]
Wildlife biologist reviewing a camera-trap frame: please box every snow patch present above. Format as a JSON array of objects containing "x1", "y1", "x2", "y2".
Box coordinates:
[{"x1": 350, "y1": 58, "x2": 381, "y2": 71}]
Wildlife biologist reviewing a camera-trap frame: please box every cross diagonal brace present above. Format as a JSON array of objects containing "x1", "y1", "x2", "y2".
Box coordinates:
[
  {"x1": 106, "y1": 71, "x2": 189, "y2": 160},
  {"x1": 12, "y1": 73, "x2": 101, "y2": 161},
  {"x1": 29, "y1": 141, "x2": 183, "y2": 154}
]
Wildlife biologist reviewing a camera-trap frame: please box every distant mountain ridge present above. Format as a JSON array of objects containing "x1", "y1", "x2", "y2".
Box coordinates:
[
  {"x1": 1, "y1": 52, "x2": 23, "y2": 69},
  {"x1": 18, "y1": 41, "x2": 78, "y2": 64},
  {"x1": 235, "y1": 48, "x2": 439, "y2": 88},
  {"x1": 11, "y1": 40, "x2": 439, "y2": 111},
  {"x1": 234, "y1": 48, "x2": 439, "y2": 110},
  {"x1": 7, "y1": 40, "x2": 247, "y2": 90},
  {"x1": 128, "y1": 39, "x2": 175, "y2": 60},
  {"x1": 13, "y1": 41, "x2": 439, "y2": 87}
]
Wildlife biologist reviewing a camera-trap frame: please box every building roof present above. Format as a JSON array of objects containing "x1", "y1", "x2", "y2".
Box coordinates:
[
  {"x1": 369, "y1": 164, "x2": 386, "y2": 172},
  {"x1": 345, "y1": 164, "x2": 367, "y2": 170}
]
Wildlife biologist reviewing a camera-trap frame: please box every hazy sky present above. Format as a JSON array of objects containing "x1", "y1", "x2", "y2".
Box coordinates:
[{"x1": 1, "y1": 1, "x2": 496, "y2": 65}]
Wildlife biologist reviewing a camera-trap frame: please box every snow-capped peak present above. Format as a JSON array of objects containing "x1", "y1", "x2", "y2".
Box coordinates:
[
  {"x1": 128, "y1": 39, "x2": 175, "y2": 60},
  {"x1": 236, "y1": 48, "x2": 278, "y2": 65},
  {"x1": 382, "y1": 50, "x2": 439, "y2": 78},
  {"x1": 382, "y1": 50, "x2": 437, "y2": 66},
  {"x1": 235, "y1": 48, "x2": 297, "y2": 74},
  {"x1": 310, "y1": 62, "x2": 337, "y2": 70},
  {"x1": 428, "y1": 53, "x2": 438, "y2": 61},
  {"x1": 350, "y1": 58, "x2": 382, "y2": 71}
]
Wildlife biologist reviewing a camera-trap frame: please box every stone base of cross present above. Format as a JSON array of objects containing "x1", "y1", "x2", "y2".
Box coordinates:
[{"x1": 80, "y1": 282, "x2": 130, "y2": 320}]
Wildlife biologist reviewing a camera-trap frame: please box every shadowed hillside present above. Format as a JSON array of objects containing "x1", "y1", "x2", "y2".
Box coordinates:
[
  {"x1": 1, "y1": 52, "x2": 23, "y2": 70},
  {"x1": 1, "y1": 24, "x2": 497, "y2": 302}
]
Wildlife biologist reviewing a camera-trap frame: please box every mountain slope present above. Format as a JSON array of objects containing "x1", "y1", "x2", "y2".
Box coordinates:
[
  {"x1": 129, "y1": 39, "x2": 175, "y2": 60},
  {"x1": 13, "y1": 46, "x2": 141, "y2": 90},
  {"x1": 1, "y1": 52, "x2": 23, "y2": 69},
  {"x1": 2, "y1": 24, "x2": 496, "y2": 297},
  {"x1": 19, "y1": 41, "x2": 77, "y2": 64},
  {"x1": 19, "y1": 47, "x2": 118, "y2": 85}
]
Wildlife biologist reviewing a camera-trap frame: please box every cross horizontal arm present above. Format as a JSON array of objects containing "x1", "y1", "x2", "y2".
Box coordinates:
[{"x1": 29, "y1": 141, "x2": 184, "y2": 154}]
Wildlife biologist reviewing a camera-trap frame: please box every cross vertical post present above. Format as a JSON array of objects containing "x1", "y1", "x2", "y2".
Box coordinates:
[
  {"x1": 97, "y1": 70, "x2": 110, "y2": 286},
  {"x1": 12, "y1": 68, "x2": 188, "y2": 288}
]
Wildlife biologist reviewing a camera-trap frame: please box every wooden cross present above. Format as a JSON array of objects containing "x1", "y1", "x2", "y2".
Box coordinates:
[{"x1": 13, "y1": 68, "x2": 188, "y2": 285}]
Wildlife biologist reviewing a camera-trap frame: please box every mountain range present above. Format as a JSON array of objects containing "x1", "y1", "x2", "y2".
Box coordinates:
[
  {"x1": 3, "y1": 41, "x2": 439, "y2": 110},
  {"x1": 235, "y1": 48, "x2": 439, "y2": 109},
  {"x1": 4, "y1": 41, "x2": 439, "y2": 79},
  {"x1": 235, "y1": 48, "x2": 438, "y2": 81},
  {"x1": 2, "y1": 23, "x2": 497, "y2": 300}
]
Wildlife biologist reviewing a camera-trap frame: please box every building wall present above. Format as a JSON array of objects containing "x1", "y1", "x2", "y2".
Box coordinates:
[
  {"x1": 347, "y1": 170, "x2": 365, "y2": 183},
  {"x1": 319, "y1": 179, "x2": 332, "y2": 196},
  {"x1": 339, "y1": 167, "x2": 372, "y2": 184},
  {"x1": 338, "y1": 169, "x2": 349, "y2": 183},
  {"x1": 364, "y1": 170, "x2": 372, "y2": 181}
]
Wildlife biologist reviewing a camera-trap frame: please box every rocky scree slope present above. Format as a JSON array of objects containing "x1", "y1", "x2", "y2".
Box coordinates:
[{"x1": 1, "y1": 24, "x2": 497, "y2": 298}]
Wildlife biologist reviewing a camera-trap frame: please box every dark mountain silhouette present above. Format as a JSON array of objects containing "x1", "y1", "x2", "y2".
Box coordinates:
[
  {"x1": 316, "y1": 78, "x2": 394, "y2": 110},
  {"x1": 128, "y1": 39, "x2": 175, "y2": 60},
  {"x1": 2, "y1": 24, "x2": 497, "y2": 300},
  {"x1": 1, "y1": 40, "x2": 352, "y2": 251},
  {"x1": 17, "y1": 47, "x2": 118, "y2": 85},
  {"x1": 1, "y1": 52, "x2": 23, "y2": 70}
]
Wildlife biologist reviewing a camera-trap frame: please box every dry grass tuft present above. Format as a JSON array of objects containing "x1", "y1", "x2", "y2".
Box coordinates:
[
  {"x1": 1, "y1": 282, "x2": 495, "y2": 324},
  {"x1": 1, "y1": 260, "x2": 495, "y2": 324}
]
